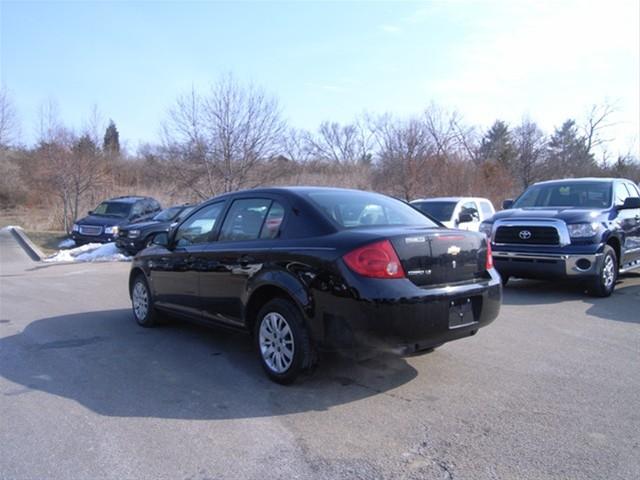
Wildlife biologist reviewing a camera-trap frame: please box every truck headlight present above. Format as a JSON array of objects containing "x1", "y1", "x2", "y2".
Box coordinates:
[
  {"x1": 105, "y1": 226, "x2": 119, "y2": 235},
  {"x1": 128, "y1": 230, "x2": 141, "y2": 238},
  {"x1": 568, "y1": 222, "x2": 600, "y2": 238},
  {"x1": 72, "y1": 224, "x2": 79, "y2": 232},
  {"x1": 479, "y1": 222, "x2": 493, "y2": 238}
]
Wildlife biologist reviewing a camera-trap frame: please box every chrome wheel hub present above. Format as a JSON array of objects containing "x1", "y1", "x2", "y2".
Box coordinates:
[
  {"x1": 259, "y1": 312, "x2": 294, "y2": 373},
  {"x1": 132, "y1": 281, "x2": 149, "y2": 320},
  {"x1": 602, "y1": 255, "x2": 615, "y2": 289}
]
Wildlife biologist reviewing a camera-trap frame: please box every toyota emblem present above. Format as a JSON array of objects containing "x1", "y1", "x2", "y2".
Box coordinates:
[{"x1": 519, "y1": 230, "x2": 532, "y2": 240}]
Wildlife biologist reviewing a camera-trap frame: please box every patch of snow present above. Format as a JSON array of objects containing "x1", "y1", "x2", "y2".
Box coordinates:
[
  {"x1": 58, "y1": 238, "x2": 76, "y2": 248},
  {"x1": 44, "y1": 242, "x2": 131, "y2": 263}
]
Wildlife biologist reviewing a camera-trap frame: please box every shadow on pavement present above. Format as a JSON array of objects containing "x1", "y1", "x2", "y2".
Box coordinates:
[
  {"x1": 502, "y1": 274, "x2": 640, "y2": 324},
  {"x1": 0, "y1": 309, "x2": 418, "y2": 419}
]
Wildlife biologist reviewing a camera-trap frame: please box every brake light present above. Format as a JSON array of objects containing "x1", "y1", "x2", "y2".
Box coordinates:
[
  {"x1": 485, "y1": 241, "x2": 494, "y2": 270},
  {"x1": 343, "y1": 240, "x2": 405, "y2": 279}
]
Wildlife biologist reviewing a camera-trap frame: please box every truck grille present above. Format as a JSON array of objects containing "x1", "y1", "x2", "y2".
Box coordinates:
[
  {"x1": 78, "y1": 225, "x2": 103, "y2": 236},
  {"x1": 494, "y1": 226, "x2": 559, "y2": 245}
]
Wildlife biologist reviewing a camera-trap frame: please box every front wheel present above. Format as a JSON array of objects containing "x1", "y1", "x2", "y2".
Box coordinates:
[
  {"x1": 587, "y1": 245, "x2": 618, "y2": 297},
  {"x1": 255, "y1": 298, "x2": 315, "y2": 384}
]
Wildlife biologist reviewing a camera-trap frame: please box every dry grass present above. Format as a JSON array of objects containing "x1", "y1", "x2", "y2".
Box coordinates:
[{"x1": 24, "y1": 230, "x2": 69, "y2": 255}]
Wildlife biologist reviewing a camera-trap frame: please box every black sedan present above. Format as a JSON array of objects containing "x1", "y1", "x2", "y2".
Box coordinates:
[
  {"x1": 128, "y1": 187, "x2": 501, "y2": 383},
  {"x1": 116, "y1": 204, "x2": 194, "y2": 254}
]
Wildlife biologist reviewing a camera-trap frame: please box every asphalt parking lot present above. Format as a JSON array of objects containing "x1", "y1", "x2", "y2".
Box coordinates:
[{"x1": 1, "y1": 230, "x2": 639, "y2": 480}]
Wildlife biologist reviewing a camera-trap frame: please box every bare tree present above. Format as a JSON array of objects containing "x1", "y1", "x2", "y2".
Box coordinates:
[
  {"x1": 583, "y1": 102, "x2": 617, "y2": 159},
  {"x1": 0, "y1": 88, "x2": 20, "y2": 149},
  {"x1": 306, "y1": 120, "x2": 372, "y2": 165},
  {"x1": 162, "y1": 76, "x2": 286, "y2": 196}
]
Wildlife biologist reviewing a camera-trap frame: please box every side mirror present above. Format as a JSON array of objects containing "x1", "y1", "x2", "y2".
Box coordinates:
[
  {"x1": 150, "y1": 232, "x2": 169, "y2": 248},
  {"x1": 502, "y1": 199, "x2": 514, "y2": 210},
  {"x1": 87, "y1": 210, "x2": 93, "y2": 215},
  {"x1": 458, "y1": 212, "x2": 474, "y2": 223},
  {"x1": 620, "y1": 197, "x2": 640, "y2": 210}
]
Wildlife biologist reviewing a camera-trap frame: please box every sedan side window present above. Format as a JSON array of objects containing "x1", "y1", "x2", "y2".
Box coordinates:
[
  {"x1": 175, "y1": 203, "x2": 224, "y2": 247},
  {"x1": 260, "y1": 201, "x2": 285, "y2": 239},
  {"x1": 219, "y1": 198, "x2": 278, "y2": 242}
]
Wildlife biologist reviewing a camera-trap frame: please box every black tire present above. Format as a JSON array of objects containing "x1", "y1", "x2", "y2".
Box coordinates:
[
  {"x1": 501, "y1": 274, "x2": 510, "y2": 286},
  {"x1": 131, "y1": 274, "x2": 160, "y2": 327},
  {"x1": 587, "y1": 245, "x2": 618, "y2": 297},
  {"x1": 255, "y1": 298, "x2": 315, "y2": 385}
]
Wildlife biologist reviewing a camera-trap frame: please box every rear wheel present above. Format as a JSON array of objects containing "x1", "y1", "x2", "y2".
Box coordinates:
[
  {"x1": 255, "y1": 298, "x2": 315, "y2": 384},
  {"x1": 587, "y1": 245, "x2": 617, "y2": 297},
  {"x1": 131, "y1": 274, "x2": 159, "y2": 327}
]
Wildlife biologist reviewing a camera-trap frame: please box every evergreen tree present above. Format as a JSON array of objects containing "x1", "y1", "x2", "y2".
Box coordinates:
[
  {"x1": 103, "y1": 120, "x2": 120, "y2": 156},
  {"x1": 478, "y1": 120, "x2": 517, "y2": 170},
  {"x1": 546, "y1": 119, "x2": 594, "y2": 177}
]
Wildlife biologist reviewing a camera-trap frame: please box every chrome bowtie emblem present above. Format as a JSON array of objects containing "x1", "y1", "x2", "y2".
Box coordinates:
[
  {"x1": 518, "y1": 230, "x2": 532, "y2": 240},
  {"x1": 447, "y1": 245, "x2": 461, "y2": 255}
]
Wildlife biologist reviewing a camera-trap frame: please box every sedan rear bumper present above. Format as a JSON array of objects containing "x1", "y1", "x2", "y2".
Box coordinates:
[{"x1": 315, "y1": 270, "x2": 502, "y2": 352}]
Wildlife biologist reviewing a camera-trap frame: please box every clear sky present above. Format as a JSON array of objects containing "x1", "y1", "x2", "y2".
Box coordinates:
[{"x1": 1, "y1": 0, "x2": 638, "y2": 156}]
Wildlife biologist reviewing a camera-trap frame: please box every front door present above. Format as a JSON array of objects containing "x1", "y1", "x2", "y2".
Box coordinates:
[{"x1": 150, "y1": 202, "x2": 225, "y2": 317}]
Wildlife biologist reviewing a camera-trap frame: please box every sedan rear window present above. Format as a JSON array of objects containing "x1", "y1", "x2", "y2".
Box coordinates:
[{"x1": 308, "y1": 191, "x2": 437, "y2": 229}]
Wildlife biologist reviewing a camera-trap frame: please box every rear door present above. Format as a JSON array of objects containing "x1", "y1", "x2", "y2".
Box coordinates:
[
  {"x1": 197, "y1": 197, "x2": 286, "y2": 327},
  {"x1": 150, "y1": 202, "x2": 226, "y2": 316},
  {"x1": 621, "y1": 182, "x2": 640, "y2": 264}
]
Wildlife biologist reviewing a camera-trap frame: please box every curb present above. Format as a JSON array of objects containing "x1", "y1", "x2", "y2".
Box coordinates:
[{"x1": 9, "y1": 227, "x2": 44, "y2": 262}]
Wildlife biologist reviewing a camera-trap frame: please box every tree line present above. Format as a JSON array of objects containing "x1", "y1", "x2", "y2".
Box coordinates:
[{"x1": 0, "y1": 77, "x2": 638, "y2": 231}]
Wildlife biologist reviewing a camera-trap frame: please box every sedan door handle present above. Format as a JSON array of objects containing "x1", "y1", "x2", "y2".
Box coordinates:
[{"x1": 185, "y1": 255, "x2": 196, "y2": 265}]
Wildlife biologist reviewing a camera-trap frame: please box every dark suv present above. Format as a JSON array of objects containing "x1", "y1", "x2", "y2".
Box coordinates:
[
  {"x1": 116, "y1": 204, "x2": 195, "y2": 255},
  {"x1": 72, "y1": 196, "x2": 162, "y2": 245},
  {"x1": 480, "y1": 178, "x2": 640, "y2": 296}
]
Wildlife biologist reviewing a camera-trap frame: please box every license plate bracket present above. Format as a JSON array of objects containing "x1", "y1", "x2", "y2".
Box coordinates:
[{"x1": 448, "y1": 297, "x2": 475, "y2": 328}]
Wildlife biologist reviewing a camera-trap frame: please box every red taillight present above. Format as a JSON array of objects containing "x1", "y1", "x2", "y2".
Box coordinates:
[
  {"x1": 343, "y1": 240, "x2": 406, "y2": 279},
  {"x1": 485, "y1": 241, "x2": 494, "y2": 270}
]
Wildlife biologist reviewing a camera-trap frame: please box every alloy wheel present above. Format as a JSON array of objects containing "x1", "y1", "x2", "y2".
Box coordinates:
[{"x1": 259, "y1": 312, "x2": 295, "y2": 373}]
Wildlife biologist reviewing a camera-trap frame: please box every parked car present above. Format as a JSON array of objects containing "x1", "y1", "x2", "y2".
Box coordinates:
[
  {"x1": 128, "y1": 187, "x2": 501, "y2": 384},
  {"x1": 116, "y1": 204, "x2": 195, "y2": 255},
  {"x1": 72, "y1": 196, "x2": 162, "y2": 245},
  {"x1": 480, "y1": 178, "x2": 640, "y2": 296},
  {"x1": 411, "y1": 197, "x2": 495, "y2": 231}
]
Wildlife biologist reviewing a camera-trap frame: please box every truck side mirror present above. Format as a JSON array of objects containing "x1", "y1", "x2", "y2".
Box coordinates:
[
  {"x1": 502, "y1": 199, "x2": 514, "y2": 210},
  {"x1": 458, "y1": 212, "x2": 474, "y2": 223},
  {"x1": 620, "y1": 197, "x2": 640, "y2": 210}
]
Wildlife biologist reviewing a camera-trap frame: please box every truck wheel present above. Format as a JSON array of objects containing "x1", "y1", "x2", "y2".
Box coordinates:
[
  {"x1": 255, "y1": 298, "x2": 316, "y2": 385},
  {"x1": 588, "y1": 245, "x2": 617, "y2": 297}
]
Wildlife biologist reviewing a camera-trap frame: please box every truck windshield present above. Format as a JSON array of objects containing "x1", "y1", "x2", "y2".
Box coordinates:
[
  {"x1": 411, "y1": 201, "x2": 457, "y2": 222},
  {"x1": 93, "y1": 202, "x2": 132, "y2": 218},
  {"x1": 513, "y1": 182, "x2": 612, "y2": 209}
]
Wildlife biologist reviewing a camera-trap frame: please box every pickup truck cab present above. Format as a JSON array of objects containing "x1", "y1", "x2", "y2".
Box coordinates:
[
  {"x1": 480, "y1": 178, "x2": 640, "y2": 296},
  {"x1": 411, "y1": 197, "x2": 495, "y2": 231}
]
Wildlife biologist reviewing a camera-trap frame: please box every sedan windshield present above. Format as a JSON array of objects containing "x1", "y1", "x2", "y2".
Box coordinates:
[
  {"x1": 411, "y1": 201, "x2": 457, "y2": 222},
  {"x1": 513, "y1": 182, "x2": 612, "y2": 209},
  {"x1": 153, "y1": 206, "x2": 192, "y2": 222},
  {"x1": 92, "y1": 202, "x2": 131, "y2": 218},
  {"x1": 308, "y1": 191, "x2": 438, "y2": 228}
]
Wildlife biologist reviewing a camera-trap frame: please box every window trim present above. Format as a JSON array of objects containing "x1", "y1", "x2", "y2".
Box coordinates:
[
  {"x1": 172, "y1": 200, "x2": 227, "y2": 248},
  {"x1": 216, "y1": 197, "x2": 288, "y2": 243}
]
